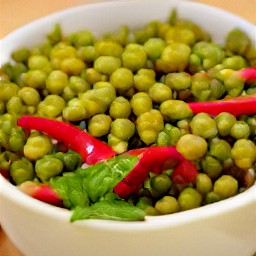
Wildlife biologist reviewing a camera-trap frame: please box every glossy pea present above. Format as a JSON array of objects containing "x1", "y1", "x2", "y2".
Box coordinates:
[
  {"x1": 110, "y1": 67, "x2": 134, "y2": 92},
  {"x1": 190, "y1": 113, "x2": 218, "y2": 139},
  {"x1": 88, "y1": 114, "x2": 112, "y2": 137},
  {"x1": 155, "y1": 196, "x2": 179, "y2": 215},
  {"x1": 130, "y1": 92, "x2": 153, "y2": 116},
  {"x1": 10, "y1": 157, "x2": 35, "y2": 185},
  {"x1": 24, "y1": 132, "x2": 53, "y2": 161},
  {"x1": 176, "y1": 134, "x2": 208, "y2": 161},
  {"x1": 213, "y1": 175, "x2": 238, "y2": 199},
  {"x1": 94, "y1": 56, "x2": 121, "y2": 75},
  {"x1": 231, "y1": 139, "x2": 256, "y2": 169},
  {"x1": 148, "y1": 82, "x2": 172, "y2": 104},
  {"x1": 178, "y1": 187, "x2": 202, "y2": 211},
  {"x1": 46, "y1": 70, "x2": 68, "y2": 95},
  {"x1": 109, "y1": 96, "x2": 131, "y2": 119},
  {"x1": 134, "y1": 68, "x2": 156, "y2": 92},
  {"x1": 35, "y1": 156, "x2": 64, "y2": 182}
]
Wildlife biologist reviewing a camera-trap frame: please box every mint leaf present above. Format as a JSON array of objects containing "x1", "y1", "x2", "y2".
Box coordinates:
[
  {"x1": 76, "y1": 154, "x2": 138, "y2": 203},
  {"x1": 71, "y1": 193, "x2": 145, "y2": 222},
  {"x1": 50, "y1": 173, "x2": 89, "y2": 209}
]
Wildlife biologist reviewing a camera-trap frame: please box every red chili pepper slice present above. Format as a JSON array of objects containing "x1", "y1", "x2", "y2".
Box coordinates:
[
  {"x1": 18, "y1": 181, "x2": 63, "y2": 207},
  {"x1": 17, "y1": 116, "x2": 116, "y2": 165},
  {"x1": 114, "y1": 146, "x2": 198, "y2": 198},
  {"x1": 188, "y1": 94, "x2": 256, "y2": 117},
  {"x1": 240, "y1": 67, "x2": 256, "y2": 81}
]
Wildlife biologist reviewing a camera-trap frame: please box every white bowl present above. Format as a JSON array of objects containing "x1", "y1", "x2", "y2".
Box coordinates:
[{"x1": 1, "y1": 1, "x2": 256, "y2": 256}]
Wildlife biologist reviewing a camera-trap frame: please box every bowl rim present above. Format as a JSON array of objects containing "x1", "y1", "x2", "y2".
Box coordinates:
[{"x1": 0, "y1": 0, "x2": 256, "y2": 231}]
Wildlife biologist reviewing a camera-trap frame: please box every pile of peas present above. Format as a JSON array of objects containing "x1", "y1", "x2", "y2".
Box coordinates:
[{"x1": 1, "y1": 11, "x2": 256, "y2": 215}]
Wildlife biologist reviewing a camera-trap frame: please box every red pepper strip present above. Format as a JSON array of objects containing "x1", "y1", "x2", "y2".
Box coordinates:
[
  {"x1": 171, "y1": 159, "x2": 198, "y2": 184},
  {"x1": 0, "y1": 169, "x2": 9, "y2": 180},
  {"x1": 114, "y1": 146, "x2": 198, "y2": 199},
  {"x1": 188, "y1": 94, "x2": 256, "y2": 117},
  {"x1": 17, "y1": 116, "x2": 116, "y2": 165},
  {"x1": 240, "y1": 67, "x2": 256, "y2": 81},
  {"x1": 18, "y1": 181, "x2": 63, "y2": 207}
]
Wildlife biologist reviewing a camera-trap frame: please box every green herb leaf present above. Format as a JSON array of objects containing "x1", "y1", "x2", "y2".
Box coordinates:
[
  {"x1": 75, "y1": 154, "x2": 138, "y2": 203},
  {"x1": 50, "y1": 173, "x2": 89, "y2": 209},
  {"x1": 71, "y1": 193, "x2": 145, "y2": 222}
]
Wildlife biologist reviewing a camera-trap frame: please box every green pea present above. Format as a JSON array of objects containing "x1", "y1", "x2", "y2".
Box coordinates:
[
  {"x1": 76, "y1": 46, "x2": 99, "y2": 62},
  {"x1": 191, "y1": 72, "x2": 211, "y2": 101},
  {"x1": 46, "y1": 70, "x2": 68, "y2": 95},
  {"x1": 231, "y1": 139, "x2": 256, "y2": 169},
  {"x1": 225, "y1": 28, "x2": 251, "y2": 56},
  {"x1": 136, "y1": 109, "x2": 164, "y2": 145},
  {"x1": 110, "y1": 67, "x2": 134, "y2": 91},
  {"x1": 213, "y1": 175, "x2": 238, "y2": 199},
  {"x1": 160, "y1": 100, "x2": 192, "y2": 120},
  {"x1": 109, "y1": 96, "x2": 131, "y2": 119},
  {"x1": 230, "y1": 121, "x2": 250, "y2": 139},
  {"x1": 134, "y1": 21, "x2": 158, "y2": 44},
  {"x1": 122, "y1": 43, "x2": 147, "y2": 72},
  {"x1": 88, "y1": 114, "x2": 112, "y2": 137},
  {"x1": 24, "y1": 132, "x2": 53, "y2": 161},
  {"x1": 134, "y1": 68, "x2": 156, "y2": 92},
  {"x1": 208, "y1": 138, "x2": 232, "y2": 163},
  {"x1": 190, "y1": 113, "x2": 218, "y2": 139},
  {"x1": 201, "y1": 155, "x2": 223, "y2": 179},
  {"x1": 0, "y1": 81, "x2": 19, "y2": 102},
  {"x1": 176, "y1": 134, "x2": 208, "y2": 161},
  {"x1": 222, "y1": 55, "x2": 248, "y2": 70},
  {"x1": 216, "y1": 69, "x2": 244, "y2": 97},
  {"x1": 47, "y1": 23, "x2": 62, "y2": 44},
  {"x1": 50, "y1": 43, "x2": 77, "y2": 61},
  {"x1": 81, "y1": 68, "x2": 103, "y2": 85},
  {"x1": 205, "y1": 191, "x2": 221, "y2": 204},
  {"x1": 130, "y1": 92, "x2": 152, "y2": 116},
  {"x1": 28, "y1": 54, "x2": 52, "y2": 73},
  {"x1": 11, "y1": 48, "x2": 30, "y2": 63},
  {"x1": 214, "y1": 112, "x2": 237, "y2": 137},
  {"x1": 94, "y1": 40, "x2": 123, "y2": 57},
  {"x1": 156, "y1": 43, "x2": 191, "y2": 73},
  {"x1": 38, "y1": 95, "x2": 65, "y2": 118},
  {"x1": 196, "y1": 173, "x2": 213, "y2": 195},
  {"x1": 35, "y1": 156, "x2": 63, "y2": 182},
  {"x1": 110, "y1": 118, "x2": 135, "y2": 141},
  {"x1": 6, "y1": 96, "x2": 26, "y2": 115},
  {"x1": 165, "y1": 27, "x2": 195, "y2": 45},
  {"x1": 178, "y1": 187, "x2": 202, "y2": 211},
  {"x1": 69, "y1": 30, "x2": 94, "y2": 47},
  {"x1": 60, "y1": 57, "x2": 86, "y2": 76},
  {"x1": 62, "y1": 105, "x2": 88, "y2": 122},
  {"x1": 190, "y1": 41, "x2": 225, "y2": 71},
  {"x1": 148, "y1": 82, "x2": 172, "y2": 103},
  {"x1": 107, "y1": 134, "x2": 128, "y2": 154},
  {"x1": 94, "y1": 56, "x2": 121, "y2": 75},
  {"x1": 150, "y1": 173, "x2": 172, "y2": 196},
  {"x1": 165, "y1": 72, "x2": 191, "y2": 90},
  {"x1": 21, "y1": 70, "x2": 47, "y2": 90},
  {"x1": 155, "y1": 196, "x2": 179, "y2": 215},
  {"x1": 18, "y1": 87, "x2": 40, "y2": 106},
  {"x1": 8, "y1": 130, "x2": 26, "y2": 152},
  {"x1": 10, "y1": 158, "x2": 35, "y2": 185},
  {"x1": 143, "y1": 38, "x2": 166, "y2": 61},
  {"x1": 68, "y1": 76, "x2": 90, "y2": 94},
  {"x1": 156, "y1": 123, "x2": 181, "y2": 146}
]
